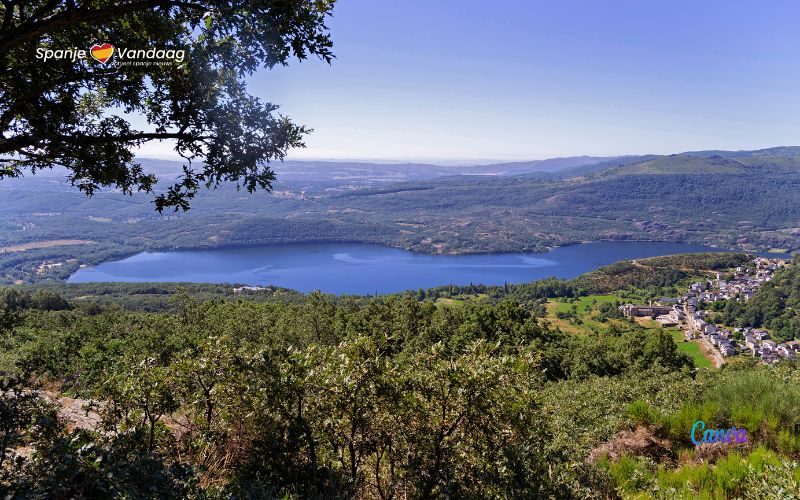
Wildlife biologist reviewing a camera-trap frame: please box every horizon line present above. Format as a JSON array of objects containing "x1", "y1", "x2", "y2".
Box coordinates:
[{"x1": 135, "y1": 144, "x2": 800, "y2": 166}]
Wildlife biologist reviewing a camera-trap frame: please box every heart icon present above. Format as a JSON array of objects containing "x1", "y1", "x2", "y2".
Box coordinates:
[{"x1": 90, "y1": 43, "x2": 114, "y2": 64}]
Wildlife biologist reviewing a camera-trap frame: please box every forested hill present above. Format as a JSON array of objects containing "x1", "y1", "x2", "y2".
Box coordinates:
[
  {"x1": 328, "y1": 155, "x2": 800, "y2": 252},
  {"x1": 2, "y1": 147, "x2": 800, "y2": 283}
]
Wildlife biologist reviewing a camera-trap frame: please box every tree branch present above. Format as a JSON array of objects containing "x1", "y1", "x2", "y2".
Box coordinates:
[
  {"x1": 0, "y1": 0, "x2": 208, "y2": 52},
  {"x1": 0, "y1": 131, "x2": 211, "y2": 154}
]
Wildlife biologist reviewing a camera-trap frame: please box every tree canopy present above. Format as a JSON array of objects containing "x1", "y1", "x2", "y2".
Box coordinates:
[
  {"x1": 0, "y1": 0, "x2": 335, "y2": 210},
  {"x1": 1, "y1": 286, "x2": 798, "y2": 497}
]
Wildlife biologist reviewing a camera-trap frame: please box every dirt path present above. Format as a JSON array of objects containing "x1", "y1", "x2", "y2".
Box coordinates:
[{"x1": 698, "y1": 337, "x2": 725, "y2": 368}]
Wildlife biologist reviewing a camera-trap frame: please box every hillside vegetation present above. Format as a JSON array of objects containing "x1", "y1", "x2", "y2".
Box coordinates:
[
  {"x1": 1, "y1": 273, "x2": 798, "y2": 498},
  {"x1": 573, "y1": 253, "x2": 752, "y2": 295},
  {"x1": 606, "y1": 154, "x2": 748, "y2": 175}
]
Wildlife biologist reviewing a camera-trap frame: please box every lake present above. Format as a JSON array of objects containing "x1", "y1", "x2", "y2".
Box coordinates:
[{"x1": 67, "y1": 241, "x2": 738, "y2": 294}]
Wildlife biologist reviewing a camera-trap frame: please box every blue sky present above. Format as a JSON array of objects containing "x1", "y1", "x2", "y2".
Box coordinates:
[{"x1": 141, "y1": 0, "x2": 800, "y2": 162}]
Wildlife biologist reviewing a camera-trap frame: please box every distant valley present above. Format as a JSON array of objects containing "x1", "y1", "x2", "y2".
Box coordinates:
[{"x1": 1, "y1": 146, "x2": 799, "y2": 283}]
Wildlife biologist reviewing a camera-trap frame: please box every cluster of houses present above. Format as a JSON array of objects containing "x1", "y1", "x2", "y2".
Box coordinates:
[
  {"x1": 621, "y1": 257, "x2": 793, "y2": 365},
  {"x1": 741, "y1": 328, "x2": 799, "y2": 363},
  {"x1": 36, "y1": 258, "x2": 77, "y2": 275},
  {"x1": 690, "y1": 258, "x2": 783, "y2": 302}
]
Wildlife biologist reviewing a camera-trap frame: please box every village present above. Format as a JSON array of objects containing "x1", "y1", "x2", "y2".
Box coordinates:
[{"x1": 620, "y1": 257, "x2": 797, "y2": 367}]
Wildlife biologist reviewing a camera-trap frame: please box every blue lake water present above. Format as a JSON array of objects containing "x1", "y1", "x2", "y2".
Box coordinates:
[{"x1": 67, "y1": 241, "x2": 739, "y2": 294}]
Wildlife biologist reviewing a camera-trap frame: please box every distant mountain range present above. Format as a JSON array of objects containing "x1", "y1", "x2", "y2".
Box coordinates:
[
  {"x1": 134, "y1": 145, "x2": 800, "y2": 186},
  {"x1": 134, "y1": 155, "x2": 628, "y2": 186}
]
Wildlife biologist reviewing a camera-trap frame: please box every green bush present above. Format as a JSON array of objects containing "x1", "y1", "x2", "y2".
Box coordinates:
[{"x1": 627, "y1": 400, "x2": 659, "y2": 426}]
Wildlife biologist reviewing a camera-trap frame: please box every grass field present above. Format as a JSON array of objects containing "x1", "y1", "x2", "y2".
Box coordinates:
[
  {"x1": 670, "y1": 329, "x2": 714, "y2": 369},
  {"x1": 435, "y1": 297, "x2": 464, "y2": 306},
  {"x1": 435, "y1": 293, "x2": 488, "y2": 307},
  {"x1": 0, "y1": 239, "x2": 94, "y2": 253},
  {"x1": 551, "y1": 294, "x2": 620, "y2": 314},
  {"x1": 635, "y1": 319, "x2": 715, "y2": 369},
  {"x1": 544, "y1": 294, "x2": 630, "y2": 334}
]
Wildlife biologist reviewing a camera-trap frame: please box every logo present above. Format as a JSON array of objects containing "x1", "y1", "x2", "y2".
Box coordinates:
[
  {"x1": 36, "y1": 42, "x2": 185, "y2": 66},
  {"x1": 89, "y1": 43, "x2": 114, "y2": 64},
  {"x1": 690, "y1": 420, "x2": 748, "y2": 446}
]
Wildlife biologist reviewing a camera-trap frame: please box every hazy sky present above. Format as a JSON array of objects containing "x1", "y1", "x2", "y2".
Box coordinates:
[{"x1": 140, "y1": 0, "x2": 800, "y2": 162}]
